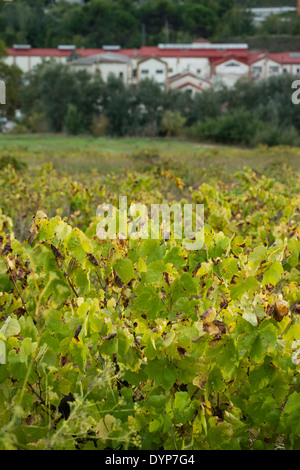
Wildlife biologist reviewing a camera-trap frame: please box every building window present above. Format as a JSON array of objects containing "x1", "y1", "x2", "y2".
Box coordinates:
[
  {"x1": 156, "y1": 69, "x2": 164, "y2": 74},
  {"x1": 141, "y1": 69, "x2": 149, "y2": 74},
  {"x1": 297, "y1": 68, "x2": 300, "y2": 74},
  {"x1": 119, "y1": 72, "x2": 123, "y2": 78},
  {"x1": 197, "y1": 69, "x2": 201, "y2": 74},
  {"x1": 269, "y1": 66, "x2": 279, "y2": 73},
  {"x1": 253, "y1": 66, "x2": 262, "y2": 73},
  {"x1": 226, "y1": 62, "x2": 240, "y2": 67},
  {"x1": 283, "y1": 68, "x2": 288, "y2": 73},
  {"x1": 168, "y1": 68, "x2": 173, "y2": 73},
  {"x1": 132, "y1": 69, "x2": 137, "y2": 77}
]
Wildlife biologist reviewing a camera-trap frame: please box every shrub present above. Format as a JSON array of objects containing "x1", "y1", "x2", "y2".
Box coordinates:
[
  {"x1": 90, "y1": 114, "x2": 109, "y2": 137},
  {"x1": 1, "y1": 162, "x2": 300, "y2": 449},
  {"x1": 252, "y1": 124, "x2": 300, "y2": 147},
  {"x1": 161, "y1": 110, "x2": 187, "y2": 137},
  {"x1": 65, "y1": 104, "x2": 86, "y2": 136},
  {"x1": 0, "y1": 155, "x2": 27, "y2": 171},
  {"x1": 189, "y1": 109, "x2": 263, "y2": 145},
  {"x1": 26, "y1": 112, "x2": 49, "y2": 133}
]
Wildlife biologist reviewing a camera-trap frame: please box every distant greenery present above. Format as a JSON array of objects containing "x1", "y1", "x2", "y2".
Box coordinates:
[
  {"x1": 14, "y1": 61, "x2": 300, "y2": 148},
  {"x1": 0, "y1": 1, "x2": 299, "y2": 61},
  {"x1": 0, "y1": 0, "x2": 235, "y2": 48},
  {"x1": 0, "y1": 0, "x2": 299, "y2": 147},
  {"x1": 0, "y1": 0, "x2": 297, "y2": 49}
]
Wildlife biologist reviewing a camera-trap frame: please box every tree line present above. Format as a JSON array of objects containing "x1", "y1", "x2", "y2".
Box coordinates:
[
  {"x1": 0, "y1": 0, "x2": 296, "y2": 49},
  {"x1": 1, "y1": 59, "x2": 298, "y2": 148}
]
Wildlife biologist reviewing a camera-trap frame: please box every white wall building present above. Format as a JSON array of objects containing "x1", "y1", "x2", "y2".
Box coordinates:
[
  {"x1": 168, "y1": 72, "x2": 210, "y2": 96},
  {"x1": 68, "y1": 52, "x2": 132, "y2": 84},
  {"x1": 162, "y1": 56, "x2": 211, "y2": 78},
  {"x1": 250, "y1": 7, "x2": 297, "y2": 26},
  {"x1": 212, "y1": 56, "x2": 250, "y2": 88},
  {"x1": 5, "y1": 45, "x2": 73, "y2": 73},
  {"x1": 5, "y1": 43, "x2": 300, "y2": 93},
  {"x1": 136, "y1": 57, "x2": 168, "y2": 88},
  {"x1": 250, "y1": 56, "x2": 282, "y2": 81}
]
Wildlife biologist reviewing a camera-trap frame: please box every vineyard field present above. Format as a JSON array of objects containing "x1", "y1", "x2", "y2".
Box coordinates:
[{"x1": 0, "y1": 137, "x2": 300, "y2": 450}]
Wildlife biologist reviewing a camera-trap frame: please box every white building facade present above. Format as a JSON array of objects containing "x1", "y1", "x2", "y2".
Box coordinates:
[
  {"x1": 168, "y1": 72, "x2": 211, "y2": 96},
  {"x1": 136, "y1": 57, "x2": 168, "y2": 88},
  {"x1": 5, "y1": 42, "x2": 300, "y2": 93},
  {"x1": 69, "y1": 52, "x2": 132, "y2": 84},
  {"x1": 212, "y1": 57, "x2": 250, "y2": 88}
]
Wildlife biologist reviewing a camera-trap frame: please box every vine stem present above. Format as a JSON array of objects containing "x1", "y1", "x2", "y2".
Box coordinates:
[{"x1": 1, "y1": 253, "x2": 27, "y2": 312}]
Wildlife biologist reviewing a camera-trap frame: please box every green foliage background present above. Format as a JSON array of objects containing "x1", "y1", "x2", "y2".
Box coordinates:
[
  {"x1": 13, "y1": 64, "x2": 300, "y2": 148},
  {"x1": 0, "y1": 0, "x2": 298, "y2": 49}
]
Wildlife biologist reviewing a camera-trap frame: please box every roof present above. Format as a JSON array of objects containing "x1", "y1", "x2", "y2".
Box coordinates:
[
  {"x1": 273, "y1": 52, "x2": 300, "y2": 65},
  {"x1": 211, "y1": 54, "x2": 249, "y2": 66},
  {"x1": 248, "y1": 52, "x2": 300, "y2": 65},
  {"x1": 169, "y1": 71, "x2": 210, "y2": 84},
  {"x1": 7, "y1": 46, "x2": 249, "y2": 60},
  {"x1": 137, "y1": 56, "x2": 167, "y2": 66},
  {"x1": 69, "y1": 52, "x2": 131, "y2": 66},
  {"x1": 250, "y1": 7, "x2": 296, "y2": 13},
  {"x1": 158, "y1": 43, "x2": 248, "y2": 50},
  {"x1": 7, "y1": 47, "x2": 105, "y2": 57},
  {"x1": 176, "y1": 82, "x2": 204, "y2": 91},
  {"x1": 136, "y1": 46, "x2": 249, "y2": 59},
  {"x1": 7, "y1": 46, "x2": 300, "y2": 66}
]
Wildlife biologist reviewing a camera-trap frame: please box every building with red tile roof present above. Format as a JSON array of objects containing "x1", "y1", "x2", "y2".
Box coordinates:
[{"x1": 4, "y1": 43, "x2": 300, "y2": 92}]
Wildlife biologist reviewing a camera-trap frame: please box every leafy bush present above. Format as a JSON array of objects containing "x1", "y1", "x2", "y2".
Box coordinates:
[
  {"x1": 0, "y1": 157, "x2": 300, "y2": 450},
  {"x1": 0, "y1": 155, "x2": 27, "y2": 172},
  {"x1": 188, "y1": 106, "x2": 300, "y2": 148},
  {"x1": 189, "y1": 109, "x2": 263, "y2": 145},
  {"x1": 252, "y1": 124, "x2": 300, "y2": 147},
  {"x1": 25, "y1": 112, "x2": 49, "y2": 134},
  {"x1": 90, "y1": 114, "x2": 109, "y2": 138},
  {"x1": 19, "y1": 62, "x2": 103, "y2": 134},
  {"x1": 161, "y1": 110, "x2": 187, "y2": 137},
  {"x1": 17, "y1": 66, "x2": 300, "y2": 148},
  {"x1": 65, "y1": 104, "x2": 86, "y2": 136}
]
